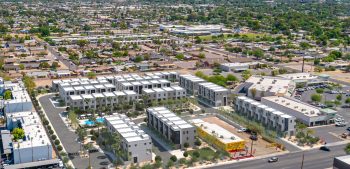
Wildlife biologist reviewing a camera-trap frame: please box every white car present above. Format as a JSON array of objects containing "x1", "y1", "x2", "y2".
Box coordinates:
[{"x1": 237, "y1": 128, "x2": 247, "y2": 133}]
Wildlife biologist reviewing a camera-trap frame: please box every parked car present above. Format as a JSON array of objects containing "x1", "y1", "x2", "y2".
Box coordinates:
[
  {"x1": 268, "y1": 157, "x2": 279, "y2": 163},
  {"x1": 249, "y1": 135, "x2": 258, "y2": 141},
  {"x1": 347, "y1": 127, "x2": 350, "y2": 131},
  {"x1": 320, "y1": 146, "x2": 330, "y2": 151},
  {"x1": 341, "y1": 105, "x2": 350, "y2": 108},
  {"x1": 237, "y1": 128, "x2": 247, "y2": 133},
  {"x1": 335, "y1": 123, "x2": 346, "y2": 127}
]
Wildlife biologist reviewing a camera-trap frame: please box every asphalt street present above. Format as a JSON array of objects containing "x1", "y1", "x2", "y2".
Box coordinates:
[
  {"x1": 39, "y1": 94, "x2": 110, "y2": 169},
  {"x1": 208, "y1": 143, "x2": 347, "y2": 169}
]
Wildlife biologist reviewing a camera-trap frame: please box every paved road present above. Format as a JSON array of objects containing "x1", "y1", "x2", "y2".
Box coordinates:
[
  {"x1": 208, "y1": 143, "x2": 347, "y2": 169},
  {"x1": 34, "y1": 36, "x2": 78, "y2": 71},
  {"x1": 39, "y1": 94, "x2": 110, "y2": 169}
]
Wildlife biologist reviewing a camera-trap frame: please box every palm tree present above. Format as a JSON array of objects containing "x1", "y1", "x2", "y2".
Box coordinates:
[{"x1": 84, "y1": 98, "x2": 91, "y2": 111}]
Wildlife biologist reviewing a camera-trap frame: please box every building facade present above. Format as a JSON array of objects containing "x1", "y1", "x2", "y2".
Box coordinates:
[
  {"x1": 235, "y1": 96, "x2": 296, "y2": 136},
  {"x1": 198, "y1": 82, "x2": 229, "y2": 107},
  {"x1": 261, "y1": 96, "x2": 336, "y2": 126},
  {"x1": 146, "y1": 107, "x2": 196, "y2": 148},
  {"x1": 105, "y1": 114, "x2": 152, "y2": 163}
]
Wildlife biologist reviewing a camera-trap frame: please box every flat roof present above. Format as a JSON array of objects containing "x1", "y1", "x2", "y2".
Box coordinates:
[
  {"x1": 262, "y1": 96, "x2": 321, "y2": 117},
  {"x1": 191, "y1": 119, "x2": 244, "y2": 144},
  {"x1": 105, "y1": 114, "x2": 150, "y2": 143},
  {"x1": 246, "y1": 75, "x2": 294, "y2": 94},
  {"x1": 147, "y1": 107, "x2": 194, "y2": 131}
]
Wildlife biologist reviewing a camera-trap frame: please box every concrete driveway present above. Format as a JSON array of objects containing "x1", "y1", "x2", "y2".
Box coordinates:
[{"x1": 39, "y1": 94, "x2": 111, "y2": 169}]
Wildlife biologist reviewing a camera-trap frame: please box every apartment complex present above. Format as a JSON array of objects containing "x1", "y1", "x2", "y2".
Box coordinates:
[
  {"x1": 142, "y1": 86, "x2": 186, "y2": 102},
  {"x1": 179, "y1": 74, "x2": 205, "y2": 95},
  {"x1": 261, "y1": 96, "x2": 336, "y2": 126},
  {"x1": 105, "y1": 114, "x2": 152, "y2": 163},
  {"x1": 6, "y1": 111, "x2": 53, "y2": 164},
  {"x1": 191, "y1": 119, "x2": 246, "y2": 152},
  {"x1": 55, "y1": 73, "x2": 189, "y2": 110},
  {"x1": 244, "y1": 75, "x2": 295, "y2": 100},
  {"x1": 146, "y1": 107, "x2": 196, "y2": 148},
  {"x1": 198, "y1": 82, "x2": 229, "y2": 107},
  {"x1": 0, "y1": 81, "x2": 33, "y2": 113},
  {"x1": 235, "y1": 96, "x2": 296, "y2": 136}
]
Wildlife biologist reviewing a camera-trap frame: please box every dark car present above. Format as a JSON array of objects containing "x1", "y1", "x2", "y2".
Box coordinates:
[
  {"x1": 268, "y1": 157, "x2": 279, "y2": 163},
  {"x1": 250, "y1": 135, "x2": 258, "y2": 141},
  {"x1": 347, "y1": 127, "x2": 350, "y2": 131},
  {"x1": 320, "y1": 146, "x2": 330, "y2": 151}
]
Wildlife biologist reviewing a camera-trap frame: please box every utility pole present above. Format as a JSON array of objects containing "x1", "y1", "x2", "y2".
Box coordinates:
[
  {"x1": 301, "y1": 153, "x2": 305, "y2": 169},
  {"x1": 302, "y1": 55, "x2": 305, "y2": 73}
]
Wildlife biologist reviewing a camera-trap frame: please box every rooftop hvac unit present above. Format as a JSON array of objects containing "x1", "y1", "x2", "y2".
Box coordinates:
[
  {"x1": 230, "y1": 136, "x2": 235, "y2": 140},
  {"x1": 286, "y1": 103, "x2": 290, "y2": 105},
  {"x1": 294, "y1": 106, "x2": 298, "y2": 109},
  {"x1": 220, "y1": 135, "x2": 224, "y2": 138}
]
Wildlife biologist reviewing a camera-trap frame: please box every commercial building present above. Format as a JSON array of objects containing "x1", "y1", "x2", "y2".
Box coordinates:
[
  {"x1": 220, "y1": 62, "x2": 261, "y2": 72},
  {"x1": 244, "y1": 75, "x2": 295, "y2": 100},
  {"x1": 6, "y1": 111, "x2": 53, "y2": 164},
  {"x1": 198, "y1": 82, "x2": 229, "y2": 107},
  {"x1": 105, "y1": 114, "x2": 152, "y2": 163},
  {"x1": 179, "y1": 74, "x2": 205, "y2": 95},
  {"x1": 333, "y1": 155, "x2": 350, "y2": 169},
  {"x1": 191, "y1": 119, "x2": 246, "y2": 152},
  {"x1": 261, "y1": 96, "x2": 336, "y2": 126},
  {"x1": 235, "y1": 96, "x2": 296, "y2": 136},
  {"x1": 146, "y1": 107, "x2": 196, "y2": 148},
  {"x1": 278, "y1": 73, "x2": 330, "y2": 86},
  {"x1": 0, "y1": 81, "x2": 32, "y2": 114}
]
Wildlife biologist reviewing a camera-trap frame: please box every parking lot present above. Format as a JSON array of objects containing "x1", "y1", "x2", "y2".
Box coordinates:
[{"x1": 293, "y1": 84, "x2": 350, "y2": 144}]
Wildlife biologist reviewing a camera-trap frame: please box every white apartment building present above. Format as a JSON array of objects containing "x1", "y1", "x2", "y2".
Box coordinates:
[
  {"x1": 0, "y1": 81, "x2": 32, "y2": 114},
  {"x1": 146, "y1": 107, "x2": 196, "y2": 148},
  {"x1": 278, "y1": 73, "x2": 329, "y2": 86},
  {"x1": 60, "y1": 83, "x2": 116, "y2": 103},
  {"x1": 6, "y1": 111, "x2": 53, "y2": 164},
  {"x1": 244, "y1": 75, "x2": 295, "y2": 100},
  {"x1": 198, "y1": 82, "x2": 229, "y2": 107},
  {"x1": 144, "y1": 72, "x2": 179, "y2": 81},
  {"x1": 142, "y1": 86, "x2": 186, "y2": 102},
  {"x1": 68, "y1": 90, "x2": 138, "y2": 110},
  {"x1": 235, "y1": 96, "x2": 296, "y2": 136},
  {"x1": 261, "y1": 96, "x2": 336, "y2": 126},
  {"x1": 105, "y1": 114, "x2": 152, "y2": 163},
  {"x1": 179, "y1": 74, "x2": 205, "y2": 95}
]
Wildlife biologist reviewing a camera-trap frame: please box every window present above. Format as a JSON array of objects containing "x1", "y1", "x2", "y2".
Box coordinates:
[
  {"x1": 144, "y1": 143, "x2": 146, "y2": 145},
  {"x1": 128, "y1": 145, "x2": 131, "y2": 147},
  {"x1": 135, "y1": 144, "x2": 137, "y2": 147}
]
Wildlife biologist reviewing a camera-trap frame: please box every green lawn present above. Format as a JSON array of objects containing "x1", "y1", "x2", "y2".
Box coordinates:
[{"x1": 188, "y1": 147, "x2": 216, "y2": 160}]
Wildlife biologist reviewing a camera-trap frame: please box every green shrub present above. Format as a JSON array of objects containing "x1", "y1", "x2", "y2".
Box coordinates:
[
  {"x1": 57, "y1": 145, "x2": 63, "y2": 151},
  {"x1": 170, "y1": 155, "x2": 177, "y2": 162},
  {"x1": 54, "y1": 139, "x2": 60, "y2": 145}
]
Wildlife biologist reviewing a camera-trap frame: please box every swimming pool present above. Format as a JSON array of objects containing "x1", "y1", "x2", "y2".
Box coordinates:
[{"x1": 84, "y1": 117, "x2": 105, "y2": 126}]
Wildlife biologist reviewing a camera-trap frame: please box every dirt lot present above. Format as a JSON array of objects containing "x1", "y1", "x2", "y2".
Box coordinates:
[{"x1": 201, "y1": 116, "x2": 282, "y2": 157}]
